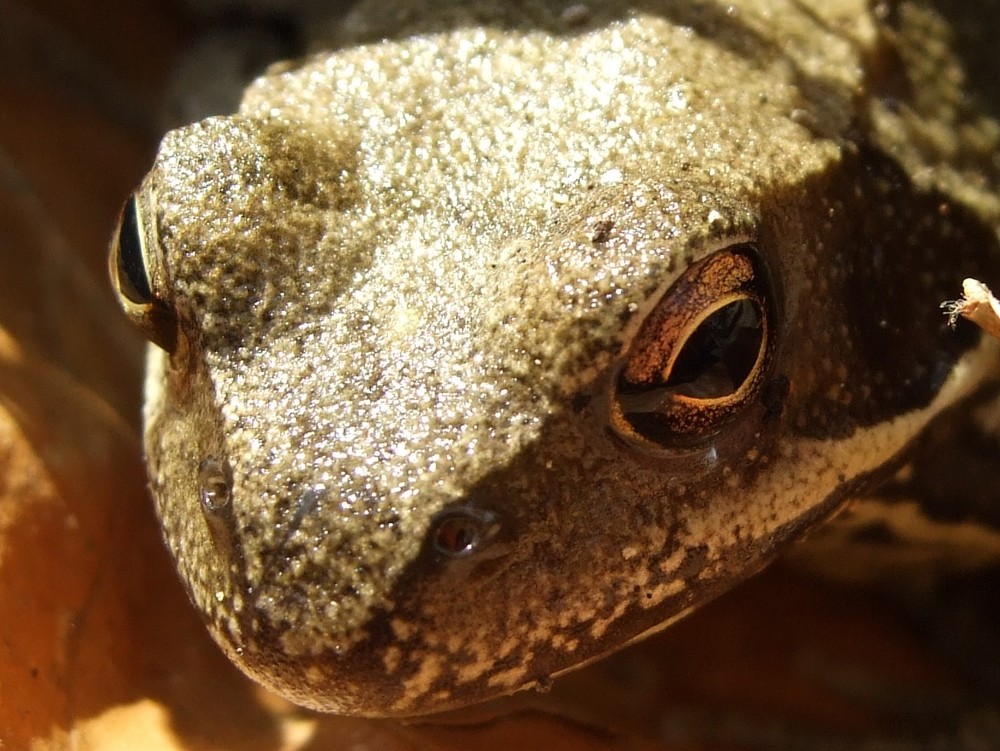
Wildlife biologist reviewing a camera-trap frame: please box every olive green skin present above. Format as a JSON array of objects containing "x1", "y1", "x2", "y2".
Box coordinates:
[{"x1": 121, "y1": 0, "x2": 1000, "y2": 716}]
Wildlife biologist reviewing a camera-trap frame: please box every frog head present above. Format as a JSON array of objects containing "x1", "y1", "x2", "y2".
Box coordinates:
[{"x1": 110, "y1": 0, "x2": 1000, "y2": 715}]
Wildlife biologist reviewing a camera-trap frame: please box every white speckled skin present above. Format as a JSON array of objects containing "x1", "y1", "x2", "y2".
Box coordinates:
[{"x1": 125, "y1": 0, "x2": 1000, "y2": 715}]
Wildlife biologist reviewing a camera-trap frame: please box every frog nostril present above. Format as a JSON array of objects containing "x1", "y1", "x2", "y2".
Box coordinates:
[
  {"x1": 197, "y1": 457, "x2": 245, "y2": 567},
  {"x1": 430, "y1": 506, "x2": 500, "y2": 557},
  {"x1": 198, "y1": 457, "x2": 233, "y2": 512}
]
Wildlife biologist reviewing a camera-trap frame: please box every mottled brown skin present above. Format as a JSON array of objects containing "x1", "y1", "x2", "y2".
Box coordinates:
[{"x1": 111, "y1": 0, "x2": 1000, "y2": 716}]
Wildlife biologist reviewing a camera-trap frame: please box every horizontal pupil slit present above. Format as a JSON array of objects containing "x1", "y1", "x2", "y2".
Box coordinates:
[
  {"x1": 665, "y1": 298, "x2": 762, "y2": 399},
  {"x1": 619, "y1": 297, "x2": 763, "y2": 407}
]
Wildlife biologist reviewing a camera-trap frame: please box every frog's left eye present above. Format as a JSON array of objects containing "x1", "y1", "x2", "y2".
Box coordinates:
[
  {"x1": 109, "y1": 194, "x2": 178, "y2": 352},
  {"x1": 610, "y1": 244, "x2": 773, "y2": 448}
]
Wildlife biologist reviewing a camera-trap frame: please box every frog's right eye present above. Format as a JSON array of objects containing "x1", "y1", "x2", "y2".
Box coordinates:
[{"x1": 109, "y1": 194, "x2": 178, "y2": 352}]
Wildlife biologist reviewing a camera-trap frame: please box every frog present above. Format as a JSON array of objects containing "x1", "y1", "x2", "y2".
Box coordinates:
[{"x1": 108, "y1": 0, "x2": 1000, "y2": 717}]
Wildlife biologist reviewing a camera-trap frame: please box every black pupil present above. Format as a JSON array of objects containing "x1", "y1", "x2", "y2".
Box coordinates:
[
  {"x1": 666, "y1": 298, "x2": 763, "y2": 399},
  {"x1": 115, "y1": 196, "x2": 153, "y2": 305}
]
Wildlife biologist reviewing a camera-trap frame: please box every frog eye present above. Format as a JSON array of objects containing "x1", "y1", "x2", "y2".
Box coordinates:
[
  {"x1": 610, "y1": 244, "x2": 772, "y2": 447},
  {"x1": 109, "y1": 194, "x2": 178, "y2": 352}
]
